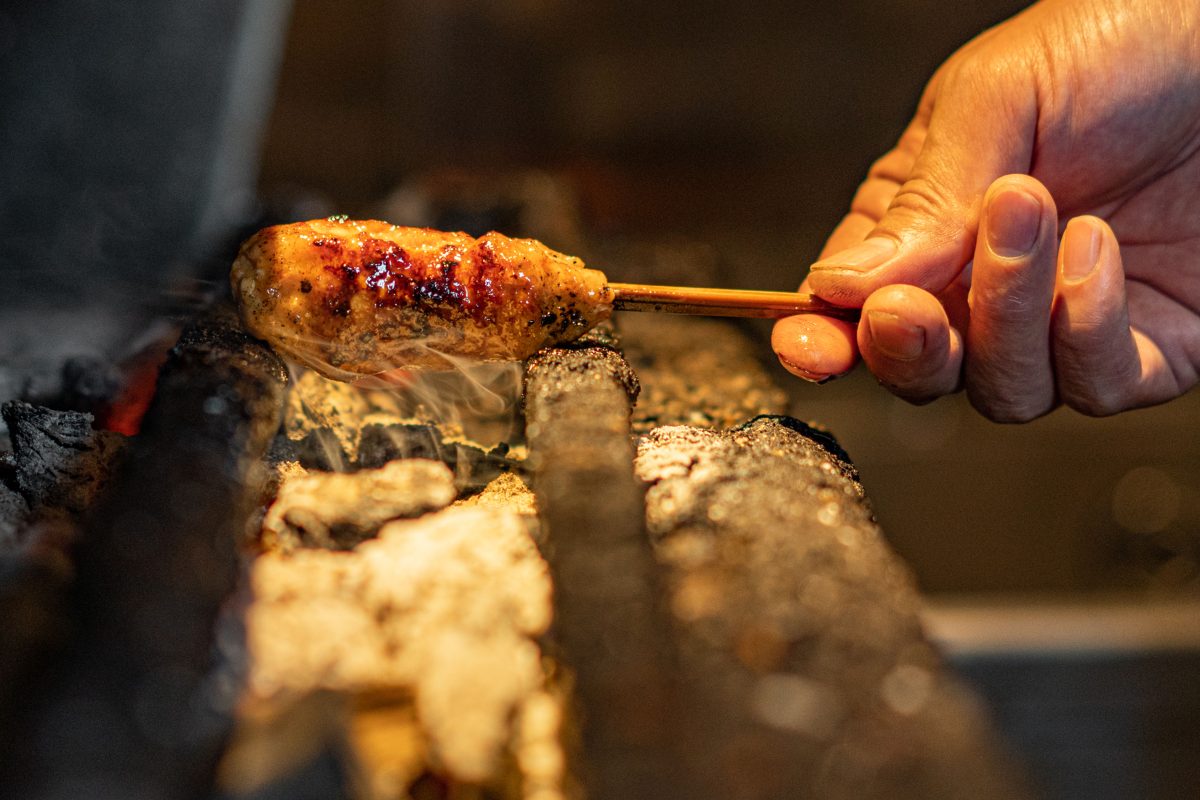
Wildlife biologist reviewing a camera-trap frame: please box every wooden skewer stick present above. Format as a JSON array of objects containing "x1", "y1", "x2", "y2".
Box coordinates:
[{"x1": 608, "y1": 282, "x2": 861, "y2": 322}]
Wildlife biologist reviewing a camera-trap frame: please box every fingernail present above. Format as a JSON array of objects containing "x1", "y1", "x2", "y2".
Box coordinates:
[
  {"x1": 1061, "y1": 218, "x2": 1101, "y2": 283},
  {"x1": 986, "y1": 186, "x2": 1042, "y2": 258},
  {"x1": 865, "y1": 310, "x2": 925, "y2": 361},
  {"x1": 810, "y1": 237, "x2": 898, "y2": 274},
  {"x1": 777, "y1": 352, "x2": 834, "y2": 383}
]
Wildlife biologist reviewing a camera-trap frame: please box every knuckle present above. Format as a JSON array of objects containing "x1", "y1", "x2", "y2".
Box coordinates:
[
  {"x1": 868, "y1": 147, "x2": 917, "y2": 183},
  {"x1": 966, "y1": 379, "x2": 1051, "y2": 423},
  {"x1": 939, "y1": 53, "x2": 996, "y2": 95},
  {"x1": 978, "y1": 401, "x2": 1044, "y2": 424},
  {"x1": 1054, "y1": 337, "x2": 1140, "y2": 418},
  {"x1": 971, "y1": 278, "x2": 1044, "y2": 326},
  {"x1": 1067, "y1": 393, "x2": 1125, "y2": 417},
  {"x1": 1060, "y1": 378, "x2": 1129, "y2": 417},
  {"x1": 877, "y1": 376, "x2": 944, "y2": 406},
  {"x1": 850, "y1": 178, "x2": 897, "y2": 219},
  {"x1": 1057, "y1": 312, "x2": 1113, "y2": 350},
  {"x1": 867, "y1": 152, "x2": 897, "y2": 179},
  {"x1": 871, "y1": 360, "x2": 958, "y2": 405},
  {"x1": 883, "y1": 174, "x2": 958, "y2": 230}
]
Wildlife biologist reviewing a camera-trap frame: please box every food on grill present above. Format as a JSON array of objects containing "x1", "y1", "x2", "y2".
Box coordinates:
[{"x1": 231, "y1": 218, "x2": 613, "y2": 377}]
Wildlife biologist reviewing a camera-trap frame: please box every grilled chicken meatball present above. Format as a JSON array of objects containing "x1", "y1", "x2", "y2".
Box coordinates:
[{"x1": 231, "y1": 218, "x2": 612, "y2": 377}]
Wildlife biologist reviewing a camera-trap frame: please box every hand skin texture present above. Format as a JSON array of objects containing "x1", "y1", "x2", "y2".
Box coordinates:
[{"x1": 771, "y1": 0, "x2": 1200, "y2": 422}]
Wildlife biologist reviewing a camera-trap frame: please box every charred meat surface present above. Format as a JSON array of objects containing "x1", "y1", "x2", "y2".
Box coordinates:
[{"x1": 232, "y1": 219, "x2": 613, "y2": 377}]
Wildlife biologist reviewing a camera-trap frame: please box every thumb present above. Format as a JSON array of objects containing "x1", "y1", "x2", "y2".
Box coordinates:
[{"x1": 808, "y1": 54, "x2": 1038, "y2": 306}]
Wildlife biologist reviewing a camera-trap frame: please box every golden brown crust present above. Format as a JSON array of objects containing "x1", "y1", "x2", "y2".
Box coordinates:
[{"x1": 231, "y1": 219, "x2": 612, "y2": 377}]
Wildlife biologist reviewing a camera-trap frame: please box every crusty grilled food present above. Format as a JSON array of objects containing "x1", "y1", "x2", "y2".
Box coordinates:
[{"x1": 231, "y1": 218, "x2": 613, "y2": 377}]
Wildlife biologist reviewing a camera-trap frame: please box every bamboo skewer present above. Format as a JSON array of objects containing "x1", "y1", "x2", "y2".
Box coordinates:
[{"x1": 607, "y1": 282, "x2": 861, "y2": 322}]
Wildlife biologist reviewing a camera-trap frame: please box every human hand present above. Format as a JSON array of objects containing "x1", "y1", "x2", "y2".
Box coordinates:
[{"x1": 771, "y1": 0, "x2": 1200, "y2": 421}]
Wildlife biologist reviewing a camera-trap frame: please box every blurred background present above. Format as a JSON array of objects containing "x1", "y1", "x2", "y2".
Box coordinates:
[{"x1": 1, "y1": 1, "x2": 1198, "y2": 798}]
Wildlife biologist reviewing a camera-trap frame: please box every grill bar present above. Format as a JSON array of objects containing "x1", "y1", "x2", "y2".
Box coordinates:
[{"x1": 524, "y1": 337, "x2": 697, "y2": 800}]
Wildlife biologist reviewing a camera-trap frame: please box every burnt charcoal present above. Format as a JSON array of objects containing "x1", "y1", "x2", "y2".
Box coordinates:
[
  {"x1": 262, "y1": 459, "x2": 456, "y2": 551},
  {"x1": 283, "y1": 371, "x2": 378, "y2": 470},
  {"x1": 0, "y1": 483, "x2": 29, "y2": 553},
  {"x1": 356, "y1": 423, "x2": 516, "y2": 494},
  {"x1": 635, "y1": 417, "x2": 1029, "y2": 800},
  {"x1": 281, "y1": 368, "x2": 521, "y2": 489},
  {"x1": 286, "y1": 406, "x2": 518, "y2": 493},
  {"x1": 286, "y1": 428, "x2": 348, "y2": 471},
  {"x1": 1, "y1": 451, "x2": 16, "y2": 488},
  {"x1": 444, "y1": 442, "x2": 519, "y2": 495},
  {"x1": 355, "y1": 423, "x2": 443, "y2": 467},
  {"x1": 524, "y1": 344, "x2": 640, "y2": 410},
  {"x1": 2, "y1": 401, "x2": 127, "y2": 515},
  {"x1": 265, "y1": 431, "x2": 299, "y2": 465},
  {"x1": 451, "y1": 472, "x2": 536, "y2": 517},
  {"x1": 0, "y1": 508, "x2": 80, "y2": 765},
  {"x1": 3, "y1": 304, "x2": 289, "y2": 800}
]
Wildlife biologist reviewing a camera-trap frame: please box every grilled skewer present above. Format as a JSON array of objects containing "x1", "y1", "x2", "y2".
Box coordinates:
[{"x1": 232, "y1": 219, "x2": 857, "y2": 378}]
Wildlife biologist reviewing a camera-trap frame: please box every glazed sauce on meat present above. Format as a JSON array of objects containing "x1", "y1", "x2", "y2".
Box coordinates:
[{"x1": 231, "y1": 219, "x2": 612, "y2": 378}]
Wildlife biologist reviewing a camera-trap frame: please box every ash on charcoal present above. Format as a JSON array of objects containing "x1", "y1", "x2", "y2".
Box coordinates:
[
  {"x1": 261, "y1": 459, "x2": 457, "y2": 551},
  {"x1": 356, "y1": 424, "x2": 517, "y2": 495},
  {"x1": 619, "y1": 314, "x2": 787, "y2": 434},
  {"x1": 451, "y1": 472, "x2": 537, "y2": 517},
  {"x1": 1, "y1": 401, "x2": 127, "y2": 516},
  {"x1": 262, "y1": 452, "x2": 307, "y2": 496},
  {"x1": 635, "y1": 417, "x2": 1029, "y2": 800},
  {"x1": 245, "y1": 506, "x2": 556, "y2": 789},
  {"x1": 283, "y1": 370, "x2": 394, "y2": 469},
  {"x1": 523, "y1": 344, "x2": 640, "y2": 411},
  {"x1": 251, "y1": 441, "x2": 311, "y2": 548}
]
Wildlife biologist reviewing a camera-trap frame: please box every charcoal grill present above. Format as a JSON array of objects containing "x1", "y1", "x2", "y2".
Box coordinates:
[{"x1": 0, "y1": 289, "x2": 1032, "y2": 800}]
